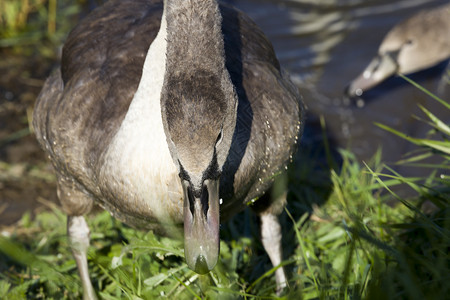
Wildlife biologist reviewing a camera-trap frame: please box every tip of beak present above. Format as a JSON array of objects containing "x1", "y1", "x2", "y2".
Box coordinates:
[
  {"x1": 193, "y1": 255, "x2": 211, "y2": 274},
  {"x1": 344, "y1": 84, "x2": 350, "y2": 96},
  {"x1": 185, "y1": 246, "x2": 218, "y2": 274},
  {"x1": 346, "y1": 85, "x2": 364, "y2": 98}
]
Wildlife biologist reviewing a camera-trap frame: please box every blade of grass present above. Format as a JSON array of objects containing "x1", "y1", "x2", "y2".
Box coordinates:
[
  {"x1": 171, "y1": 274, "x2": 201, "y2": 300},
  {"x1": 417, "y1": 104, "x2": 450, "y2": 136},
  {"x1": 398, "y1": 74, "x2": 450, "y2": 110},
  {"x1": 364, "y1": 163, "x2": 444, "y2": 237},
  {"x1": 97, "y1": 263, "x2": 135, "y2": 299},
  {"x1": 0, "y1": 127, "x2": 30, "y2": 146},
  {"x1": 285, "y1": 208, "x2": 320, "y2": 292},
  {"x1": 245, "y1": 258, "x2": 295, "y2": 293},
  {"x1": 376, "y1": 123, "x2": 450, "y2": 155}
]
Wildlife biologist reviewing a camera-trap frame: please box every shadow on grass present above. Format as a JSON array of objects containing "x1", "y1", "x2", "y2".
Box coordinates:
[{"x1": 367, "y1": 201, "x2": 450, "y2": 299}]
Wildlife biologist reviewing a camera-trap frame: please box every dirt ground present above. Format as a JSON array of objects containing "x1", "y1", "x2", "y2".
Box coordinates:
[{"x1": 0, "y1": 51, "x2": 59, "y2": 227}]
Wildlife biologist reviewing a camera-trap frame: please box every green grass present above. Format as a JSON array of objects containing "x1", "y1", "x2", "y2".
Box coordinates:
[
  {"x1": 0, "y1": 147, "x2": 448, "y2": 299},
  {"x1": 0, "y1": 107, "x2": 449, "y2": 299},
  {"x1": 0, "y1": 0, "x2": 82, "y2": 55}
]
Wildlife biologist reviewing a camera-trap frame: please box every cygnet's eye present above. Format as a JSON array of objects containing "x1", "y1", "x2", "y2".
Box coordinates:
[
  {"x1": 404, "y1": 39, "x2": 415, "y2": 47},
  {"x1": 215, "y1": 128, "x2": 223, "y2": 147}
]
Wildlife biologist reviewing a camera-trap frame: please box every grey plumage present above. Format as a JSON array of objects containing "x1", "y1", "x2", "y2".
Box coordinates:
[{"x1": 33, "y1": 0, "x2": 304, "y2": 297}]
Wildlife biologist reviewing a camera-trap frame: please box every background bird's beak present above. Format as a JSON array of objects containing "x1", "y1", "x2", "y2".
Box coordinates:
[
  {"x1": 183, "y1": 179, "x2": 220, "y2": 274},
  {"x1": 346, "y1": 53, "x2": 398, "y2": 97}
]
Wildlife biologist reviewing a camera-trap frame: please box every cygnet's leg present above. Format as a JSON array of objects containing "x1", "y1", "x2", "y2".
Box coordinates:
[
  {"x1": 260, "y1": 212, "x2": 287, "y2": 294},
  {"x1": 68, "y1": 216, "x2": 97, "y2": 300},
  {"x1": 251, "y1": 186, "x2": 288, "y2": 295},
  {"x1": 56, "y1": 174, "x2": 97, "y2": 300}
]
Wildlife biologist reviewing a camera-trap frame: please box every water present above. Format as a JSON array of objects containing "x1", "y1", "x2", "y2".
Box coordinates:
[{"x1": 228, "y1": 0, "x2": 449, "y2": 177}]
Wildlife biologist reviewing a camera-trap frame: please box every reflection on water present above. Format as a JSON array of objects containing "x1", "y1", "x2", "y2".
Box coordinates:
[{"x1": 229, "y1": 0, "x2": 449, "y2": 177}]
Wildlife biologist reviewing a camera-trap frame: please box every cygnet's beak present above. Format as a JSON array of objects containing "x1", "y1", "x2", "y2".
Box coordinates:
[
  {"x1": 183, "y1": 178, "x2": 220, "y2": 274},
  {"x1": 346, "y1": 53, "x2": 398, "y2": 97}
]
